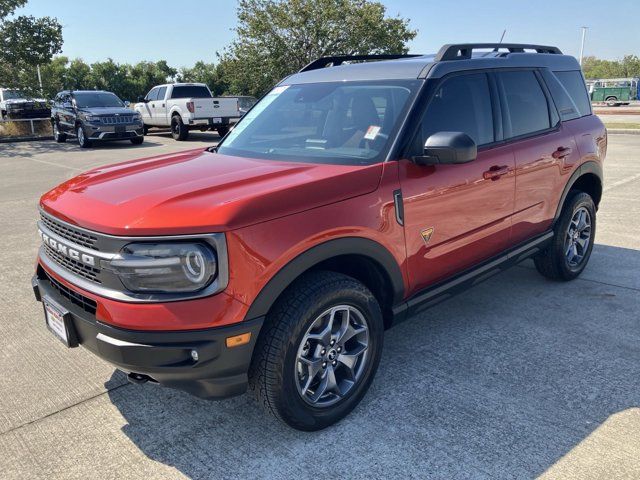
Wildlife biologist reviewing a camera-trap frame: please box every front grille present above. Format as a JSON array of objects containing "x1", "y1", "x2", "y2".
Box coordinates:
[
  {"x1": 43, "y1": 270, "x2": 97, "y2": 315},
  {"x1": 101, "y1": 115, "x2": 133, "y2": 124},
  {"x1": 40, "y1": 213, "x2": 98, "y2": 250},
  {"x1": 43, "y1": 243, "x2": 101, "y2": 284}
]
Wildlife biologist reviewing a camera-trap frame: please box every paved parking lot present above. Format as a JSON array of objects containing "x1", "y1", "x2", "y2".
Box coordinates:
[{"x1": 0, "y1": 132, "x2": 639, "y2": 479}]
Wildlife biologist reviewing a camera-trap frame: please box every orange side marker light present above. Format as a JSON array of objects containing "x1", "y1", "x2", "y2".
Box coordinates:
[{"x1": 226, "y1": 332, "x2": 251, "y2": 348}]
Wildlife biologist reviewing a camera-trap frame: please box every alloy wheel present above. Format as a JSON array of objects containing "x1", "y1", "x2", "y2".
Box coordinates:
[
  {"x1": 564, "y1": 206, "x2": 592, "y2": 267},
  {"x1": 295, "y1": 305, "x2": 369, "y2": 407}
]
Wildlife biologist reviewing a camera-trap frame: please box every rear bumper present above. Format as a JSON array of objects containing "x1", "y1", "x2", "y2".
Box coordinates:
[
  {"x1": 32, "y1": 272, "x2": 263, "y2": 400},
  {"x1": 187, "y1": 117, "x2": 238, "y2": 127}
]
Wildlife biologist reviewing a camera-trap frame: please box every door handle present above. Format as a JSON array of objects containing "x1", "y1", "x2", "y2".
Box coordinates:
[
  {"x1": 552, "y1": 147, "x2": 573, "y2": 159},
  {"x1": 483, "y1": 165, "x2": 509, "y2": 181}
]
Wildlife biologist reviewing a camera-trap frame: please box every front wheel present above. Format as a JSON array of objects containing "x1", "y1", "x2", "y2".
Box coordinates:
[
  {"x1": 249, "y1": 271, "x2": 384, "y2": 431},
  {"x1": 171, "y1": 115, "x2": 189, "y2": 141},
  {"x1": 76, "y1": 125, "x2": 91, "y2": 148},
  {"x1": 534, "y1": 191, "x2": 596, "y2": 281},
  {"x1": 130, "y1": 136, "x2": 144, "y2": 145}
]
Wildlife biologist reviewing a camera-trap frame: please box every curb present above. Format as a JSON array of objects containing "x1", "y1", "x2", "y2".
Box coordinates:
[
  {"x1": 0, "y1": 136, "x2": 53, "y2": 144},
  {"x1": 606, "y1": 129, "x2": 640, "y2": 135}
]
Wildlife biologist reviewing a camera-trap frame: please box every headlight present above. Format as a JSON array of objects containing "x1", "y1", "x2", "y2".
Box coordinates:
[
  {"x1": 84, "y1": 114, "x2": 99, "y2": 122},
  {"x1": 106, "y1": 242, "x2": 217, "y2": 293},
  {"x1": 132, "y1": 113, "x2": 142, "y2": 121}
]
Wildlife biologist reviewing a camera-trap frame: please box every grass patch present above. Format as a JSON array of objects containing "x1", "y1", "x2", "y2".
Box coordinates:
[
  {"x1": 603, "y1": 122, "x2": 640, "y2": 130},
  {"x1": 0, "y1": 119, "x2": 51, "y2": 138}
]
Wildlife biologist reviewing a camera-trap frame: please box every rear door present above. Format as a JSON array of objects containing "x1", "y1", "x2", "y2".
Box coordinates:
[
  {"x1": 399, "y1": 72, "x2": 516, "y2": 292},
  {"x1": 496, "y1": 70, "x2": 579, "y2": 244}
]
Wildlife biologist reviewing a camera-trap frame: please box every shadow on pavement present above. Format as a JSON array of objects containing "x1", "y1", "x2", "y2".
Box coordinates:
[
  {"x1": 106, "y1": 244, "x2": 640, "y2": 479},
  {"x1": 0, "y1": 138, "x2": 164, "y2": 158},
  {"x1": 146, "y1": 130, "x2": 221, "y2": 143}
]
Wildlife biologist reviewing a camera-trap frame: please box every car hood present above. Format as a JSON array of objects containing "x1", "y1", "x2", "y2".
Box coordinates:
[
  {"x1": 78, "y1": 107, "x2": 133, "y2": 116},
  {"x1": 40, "y1": 149, "x2": 383, "y2": 235}
]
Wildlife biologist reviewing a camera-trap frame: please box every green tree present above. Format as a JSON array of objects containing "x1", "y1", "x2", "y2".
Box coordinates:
[
  {"x1": 0, "y1": 0, "x2": 63, "y2": 93},
  {"x1": 219, "y1": 0, "x2": 417, "y2": 97},
  {"x1": 66, "y1": 58, "x2": 92, "y2": 90},
  {"x1": 582, "y1": 55, "x2": 640, "y2": 79},
  {"x1": 178, "y1": 61, "x2": 223, "y2": 95}
]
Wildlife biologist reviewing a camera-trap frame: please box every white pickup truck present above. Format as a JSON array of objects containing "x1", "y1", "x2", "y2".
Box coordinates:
[{"x1": 135, "y1": 83, "x2": 248, "y2": 140}]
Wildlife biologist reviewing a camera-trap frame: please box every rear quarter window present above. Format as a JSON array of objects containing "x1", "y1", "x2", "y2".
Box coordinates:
[{"x1": 554, "y1": 70, "x2": 592, "y2": 117}]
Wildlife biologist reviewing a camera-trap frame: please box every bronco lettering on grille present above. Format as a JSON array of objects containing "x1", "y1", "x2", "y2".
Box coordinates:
[{"x1": 39, "y1": 229, "x2": 96, "y2": 267}]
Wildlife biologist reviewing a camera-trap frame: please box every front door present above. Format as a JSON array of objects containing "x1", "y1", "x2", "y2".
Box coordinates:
[{"x1": 399, "y1": 72, "x2": 515, "y2": 293}]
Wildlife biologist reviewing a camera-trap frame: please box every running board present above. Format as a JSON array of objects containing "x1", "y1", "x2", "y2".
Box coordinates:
[{"x1": 391, "y1": 231, "x2": 553, "y2": 324}]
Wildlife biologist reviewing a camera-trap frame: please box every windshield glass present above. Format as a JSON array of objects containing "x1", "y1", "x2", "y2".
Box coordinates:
[
  {"x1": 217, "y1": 80, "x2": 420, "y2": 165},
  {"x1": 3, "y1": 90, "x2": 26, "y2": 100},
  {"x1": 74, "y1": 92, "x2": 124, "y2": 108}
]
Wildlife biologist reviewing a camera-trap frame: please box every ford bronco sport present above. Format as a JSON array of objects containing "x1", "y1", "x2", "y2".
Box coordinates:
[{"x1": 33, "y1": 43, "x2": 606, "y2": 431}]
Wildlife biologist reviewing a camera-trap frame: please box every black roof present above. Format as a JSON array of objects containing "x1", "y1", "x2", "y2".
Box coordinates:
[{"x1": 282, "y1": 43, "x2": 580, "y2": 85}]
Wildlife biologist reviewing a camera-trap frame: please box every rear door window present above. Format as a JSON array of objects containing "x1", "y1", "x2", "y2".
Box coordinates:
[
  {"x1": 498, "y1": 71, "x2": 551, "y2": 138},
  {"x1": 554, "y1": 71, "x2": 592, "y2": 117},
  {"x1": 421, "y1": 73, "x2": 494, "y2": 146}
]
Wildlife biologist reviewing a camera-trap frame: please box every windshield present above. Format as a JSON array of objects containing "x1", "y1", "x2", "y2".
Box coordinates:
[
  {"x1": 74, "y1": 92, "x2": 124, "y2": 108},
  {"x1": 217, "y1": 80, "x2": 420, "y2": 165},
  {"x1": 3, "y1": 90, "x2": 26, "y2": 100}
]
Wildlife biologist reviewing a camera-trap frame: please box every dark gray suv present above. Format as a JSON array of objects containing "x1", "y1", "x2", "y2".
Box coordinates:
[{"x1": 51, "y1": 90, "x2": 144, "y2": 148}]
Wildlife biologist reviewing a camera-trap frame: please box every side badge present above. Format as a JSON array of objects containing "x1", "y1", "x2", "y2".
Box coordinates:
[{"x1": 421, "y1": 227, "x2": 434, "y2": 245}]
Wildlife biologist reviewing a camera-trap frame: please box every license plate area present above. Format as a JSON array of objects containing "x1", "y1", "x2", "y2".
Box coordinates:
[
  {"x1": 115, "y1": 125, "x2": 126, "y2": 134},
  {"x1": 43, "y1": 296, "x2": 78, "y2": 348}
]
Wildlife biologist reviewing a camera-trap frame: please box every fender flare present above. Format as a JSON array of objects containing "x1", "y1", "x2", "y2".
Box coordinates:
[
  {"x1": 244, "y1": 237, "x2": 405, "y2": 320},
  {"x1": 553, "y1": 161, "x2": 603, "y2": 223}
]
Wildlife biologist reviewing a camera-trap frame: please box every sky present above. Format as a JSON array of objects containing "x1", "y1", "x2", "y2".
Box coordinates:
[{"x1": 14, "y1": 0, "x2": 640, "y2": 68}]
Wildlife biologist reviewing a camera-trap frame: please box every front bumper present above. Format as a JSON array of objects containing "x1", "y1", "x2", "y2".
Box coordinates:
[
  {"x1": 32, "y1": 270, "x2": 264, "y2": 400},
  {"x1": 85, "y1": 123, "x2": 144, "y2": 141}
]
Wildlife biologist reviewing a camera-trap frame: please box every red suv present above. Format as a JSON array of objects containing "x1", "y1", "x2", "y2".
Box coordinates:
[{"x1": 33, "y1": 43, "x2": 606, "y2": 431}]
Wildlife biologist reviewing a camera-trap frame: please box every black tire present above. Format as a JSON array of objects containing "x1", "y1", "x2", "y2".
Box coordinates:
[
  {"x1": 605, "y1": 96, "x2": 618, "y2": 106},
  {"x1": 249, "y1": 271, "x2": 384, "y2": 431},
  {"x1": 76, "y1": 124, "x2": 92, "y2": 148},
  {"x1": 216, "y1": 126, "x2": 229, "y2": 137},
  {"x1": 52, "y1": 121, "x2": 66, "y2": 143},
  {"x1": 143, "y1": 125, "x2": 149, "y2": 135},
  {"x1": 534, "y1": 191, "x2": 596, "y2": 281},
  {"x1": 130, "y1": 136, "x2": 144, "y2": 145},
  {"x1": 171, "y1": 115, "x2": 189, "y2": 141}
]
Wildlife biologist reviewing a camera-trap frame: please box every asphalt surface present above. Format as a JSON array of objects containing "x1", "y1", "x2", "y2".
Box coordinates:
[{"x1": 0, "y1": 132, "x2": 639, "y2": 479}]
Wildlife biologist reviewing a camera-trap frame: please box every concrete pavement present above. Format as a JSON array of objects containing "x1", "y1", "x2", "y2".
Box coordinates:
[{"x1": 0, "y1": 133, "x2": 639, "y2": 479}]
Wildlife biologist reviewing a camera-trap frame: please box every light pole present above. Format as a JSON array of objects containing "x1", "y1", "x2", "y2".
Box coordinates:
[{"x1": 579, "y1": 26, "x2": 588, "y2": 66}]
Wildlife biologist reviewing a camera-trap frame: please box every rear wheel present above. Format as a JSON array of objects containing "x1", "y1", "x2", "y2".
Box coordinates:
[
  {"x1": 216, "y1": 126, "x2": 229, "y2": 137},
  {"x1": 53, "y1": 122, "x2": 66, "y2": 143},
  {"x1": 171, "y1": 115, "x2": 189, "y2": 141},
  {"x1": 76, "y1": 125, "x2": 91, "y2": 148},
  {"x1": 249, "y1": 271, "x2": 383, "y2": 431},
  {"x1": 605, "y1": 96, "x2": 619, "y2": 106},
  {"x1": 534, "y1": 191, "x2": 596, "y2": 281}
]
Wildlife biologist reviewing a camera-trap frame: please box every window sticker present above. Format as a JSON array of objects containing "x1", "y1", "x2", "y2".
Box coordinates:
[{"x1": 364, "y1": 125, "x2": 381, "y2": 141}]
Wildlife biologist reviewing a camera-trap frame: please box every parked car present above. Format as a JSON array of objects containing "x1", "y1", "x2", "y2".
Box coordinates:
[
  {"x1": 0, "y1": 88, "x2": 50, "y2": 119},
  {"x1": 51, "y1": 90, "x2": 144, "y2": 148},
  {"x1": 134, "y1": 83, "x2": 244, "y2": 140},
  {"x1": 33, "y1": 43, "x2": 605, "y2": 431},
  {"x1": 587, "y1": 77, "x2": 639, "y2": 106}
]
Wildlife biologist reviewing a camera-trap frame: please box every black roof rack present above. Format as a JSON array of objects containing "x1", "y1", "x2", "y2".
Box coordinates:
[
  {"x1": 435, "y1": 43, "x2": 562, "y2": 61},
  {"x1": 299, "y1": 54, "x2": 422, "y2": 72}
]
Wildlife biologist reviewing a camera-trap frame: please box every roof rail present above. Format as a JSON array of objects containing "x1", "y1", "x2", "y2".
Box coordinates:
[
  {"x1": 435, "y1": 43, "x2": 562, "y2": 62},
  {"x1": 299, "y1": 54, "x2": 422, "y2": 72}
]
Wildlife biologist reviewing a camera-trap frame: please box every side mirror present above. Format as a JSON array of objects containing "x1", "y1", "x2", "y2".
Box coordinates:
[
  {"x1": 62, "y1": 101, "x2": 73, "y2": 109},
  {"x1": 124, "y1": 100, "x2": 131, "y2": 108},
  {"x1": 137, "y1": 96, "x2": 147, "y2": 103},
  {"x1": 413, "y1": 132, "x2": 477, "y2": 166}
]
